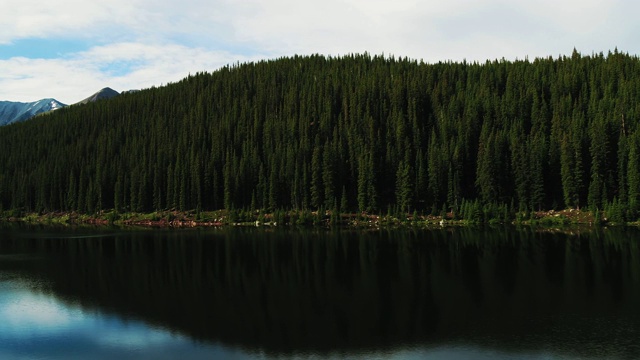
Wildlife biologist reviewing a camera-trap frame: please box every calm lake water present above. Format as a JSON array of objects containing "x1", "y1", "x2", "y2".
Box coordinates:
[{"x1": 1, "y1": 225, "x2": 639, "y2": 359}]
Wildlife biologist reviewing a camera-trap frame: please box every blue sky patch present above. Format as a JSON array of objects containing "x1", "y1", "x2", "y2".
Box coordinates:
[
  {"x1": 99, "y1": 61, "x2": 137, "y2": 77},
  {"x1": 0, "y1": 38, "x2": 91, "y2": 60}
]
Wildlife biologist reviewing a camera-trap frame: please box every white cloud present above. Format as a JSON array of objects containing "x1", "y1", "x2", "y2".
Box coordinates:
[
  {"x1": 211, "y1": 0, "x2": 639, "y2": 63},
  {"x1": 1, "y1": 0, "x2": 639, "y2": 102},
  {"x1": 0, "y1": 0, "x2": 236, "y2": 45},
  {"x1": 0, "y1": 42, "x2": 260, "y2": 103},
  {"x1": 1, "y1": 1, "x2": 140, "y2": 44}
]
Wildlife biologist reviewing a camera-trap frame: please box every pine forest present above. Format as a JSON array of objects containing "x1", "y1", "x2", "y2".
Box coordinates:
[{"x1": 1, "y1": 50, "x2": 640, "y2": 222}]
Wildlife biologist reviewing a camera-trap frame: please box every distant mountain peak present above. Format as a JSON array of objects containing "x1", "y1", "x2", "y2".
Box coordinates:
[
  {"x1": 0, "y1": 98, "x2": 66, "y2": 126},
  {"x1": 0, "y1": 86, "x2": 123, "y2": 126},
  {"x1": 76, "y1": 87, "x2": 120, "y2": 105}
]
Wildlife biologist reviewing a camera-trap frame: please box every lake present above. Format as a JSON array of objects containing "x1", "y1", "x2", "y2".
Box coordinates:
[{"x1": 1, "y1": 225, "x2": 639, "y2": 359}]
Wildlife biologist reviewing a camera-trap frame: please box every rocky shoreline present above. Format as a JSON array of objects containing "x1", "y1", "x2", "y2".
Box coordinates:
[{"x1": 1, "y1": 207, "x2": 636, "y2": 228}]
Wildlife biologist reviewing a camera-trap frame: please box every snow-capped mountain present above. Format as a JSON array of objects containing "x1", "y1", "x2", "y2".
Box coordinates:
[
  {"x1": 0, "y1": 98, "x2": 66, "y2": 126},
  {"x1": 0, "y1": 87, "x2": 123, "y2": 126}
]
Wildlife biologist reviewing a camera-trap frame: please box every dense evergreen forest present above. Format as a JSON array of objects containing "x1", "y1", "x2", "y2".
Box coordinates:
[{"x1": 1, "y1": 50, "x2": 640, "y2": 220}]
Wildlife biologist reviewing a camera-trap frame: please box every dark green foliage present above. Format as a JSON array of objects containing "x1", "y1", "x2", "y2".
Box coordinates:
[
  {"x1": 460, "y1": 199, "x2": 484, "y2": 223},
  {"x1": 395, "y1": 160, "x2": 412, "y2": 214},
  {"x1": 340, "y1": 186, "x2": 348, "y2": 213},
  {"x1": 605, "y1": 198, "x2": 626, "y2": 224},
  {"x1": 628, "y1": 135, "x2": 640, "y2": 218},
  {"x1": 357, "y1": 153, "x2": 377, "y2": 213},
  {"x1": 1, "y1": 52, "x2": 640, "y2": 217}
]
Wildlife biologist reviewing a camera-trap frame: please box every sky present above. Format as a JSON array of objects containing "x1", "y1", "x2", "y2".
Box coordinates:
[{"x1": 1, "y1": 0, "x2": 639, "y2": 104}]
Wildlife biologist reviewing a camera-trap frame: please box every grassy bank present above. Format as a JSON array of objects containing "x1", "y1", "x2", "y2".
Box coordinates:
[{"x1": 0, "y1": 207, "x2": 636, "y2": 228}]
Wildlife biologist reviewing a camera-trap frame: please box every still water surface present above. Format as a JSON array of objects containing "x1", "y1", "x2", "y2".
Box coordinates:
[{"x1": 1, "y1": 225, "x2": 639, "y2": 359}]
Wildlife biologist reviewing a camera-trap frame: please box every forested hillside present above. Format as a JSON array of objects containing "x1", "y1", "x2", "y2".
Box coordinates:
[{"x1": 1, "y1": 51, "x2": 640, "y2": 220}]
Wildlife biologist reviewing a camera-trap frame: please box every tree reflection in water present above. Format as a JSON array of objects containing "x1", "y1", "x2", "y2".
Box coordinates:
[{"x1": 0, "y1": 225, "x2": 639, "y2": 358}]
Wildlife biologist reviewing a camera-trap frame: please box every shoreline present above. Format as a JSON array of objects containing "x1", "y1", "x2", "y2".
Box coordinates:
[{"x1": 1, "y1": 208, "x2": 637, "y2": 228}]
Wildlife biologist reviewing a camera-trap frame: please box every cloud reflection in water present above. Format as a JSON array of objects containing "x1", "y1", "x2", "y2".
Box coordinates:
[{"x1": 0, "y1": 280, "x2": 241, "y2": 360}]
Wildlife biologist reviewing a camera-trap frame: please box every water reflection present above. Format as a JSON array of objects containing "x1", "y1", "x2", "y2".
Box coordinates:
[{"x1": 1, "y1": 225, "x2": 640, "y2": 359}]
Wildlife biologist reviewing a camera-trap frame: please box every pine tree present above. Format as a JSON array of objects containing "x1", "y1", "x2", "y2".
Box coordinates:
[
  {"x1": 357, "y1": 153, "x2": 377, "y2": 212},
  {"x1": 476, "y1": 131, "x2": 498, "y2": 204},
  {"x1": 395, "y1": 160, "x2": 412, "y2": 213},
  {"x1": 310, "y1": 144, "x2": 323, "y2": 209},
  {"x1": 268, "y1": 164, "x2": 278, "y2": 210},
  {"x1": 223, "y1": 154, "x2": 233, "y2": 210},
  {"x1": 628, "y1": 136, "x2": 640, "y2": 216},
  {"x1": 67, "y1": 173, "x2": 77, "y2": 211},
  {"x1": 529, "y1": 134, "x2": 546, "y2": 211},
  {"x1": 588, "y1": 119, "x2": 607, "y2": 209},
  {"x1": 560, "y1": 137, "x2": 576, "y2": 208},
  {"x1": 114, "y1": 173, "x2": 123, "y2": 212},
  {"x1": 322, "y1": 142, "x2": 335, "y2": 209},
  {"x1": 340, "y1": 185, "x2": 349, "y2": 213}
]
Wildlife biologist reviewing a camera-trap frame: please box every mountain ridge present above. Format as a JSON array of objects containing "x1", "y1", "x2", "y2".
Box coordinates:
[
  {"x1": 0, "y1": 87, "x2": 121, "y2": 126},
  {"x1": 0, "y1": 98, "x2": 66, "y2": 126},
  {"x1": 76, "y1": 87, "x2": 120, "y2": 105}
]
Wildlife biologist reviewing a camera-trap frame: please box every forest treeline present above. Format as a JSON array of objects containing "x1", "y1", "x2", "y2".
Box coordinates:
[{"x1": 1, "y1": 50, "x2": 640, "y2": 220}]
